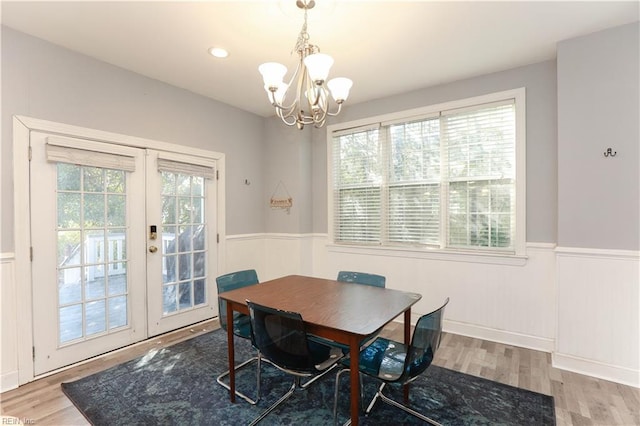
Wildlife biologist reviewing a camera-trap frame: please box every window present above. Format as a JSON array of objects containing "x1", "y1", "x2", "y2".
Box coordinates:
[{"x1": 329, "y1": 89, "x2": 525, "y2": 255}]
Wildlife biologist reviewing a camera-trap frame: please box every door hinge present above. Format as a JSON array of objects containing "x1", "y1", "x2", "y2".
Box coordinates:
[
  {"x1": 28, "y1": 146, "x2": 32, "y2": 161},
  {"x1": 32, "y1": 346, "x2": 35, "y2": 361},
  {"x1": 30, "y1": 247, "x2": 33, "y2": 261},
  {"x1": 216, "y1": 170, "x2": 219, "y2": 180},
  {"x1": 216, "y1": 234, "x2": 220, "y2": 244}
]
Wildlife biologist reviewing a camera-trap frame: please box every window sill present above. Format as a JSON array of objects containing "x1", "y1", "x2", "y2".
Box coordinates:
[{"x1": 326, "y1": 243, "x2": 528, "y2": 266}]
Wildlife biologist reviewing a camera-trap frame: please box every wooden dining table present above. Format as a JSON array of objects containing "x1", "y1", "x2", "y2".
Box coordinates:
[{"x1": 218, "y1": 274, "x2": 422, "y2": 426}]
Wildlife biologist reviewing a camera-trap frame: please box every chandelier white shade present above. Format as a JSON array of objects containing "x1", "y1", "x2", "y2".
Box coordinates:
[{"x1": 259, "y1": 0, "x2": 352, "y2": 129}]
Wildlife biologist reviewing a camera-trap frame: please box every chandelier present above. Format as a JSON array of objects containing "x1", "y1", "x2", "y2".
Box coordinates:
[{"x1": 258, "y1": 0, "x2": 353, "y2": 129}]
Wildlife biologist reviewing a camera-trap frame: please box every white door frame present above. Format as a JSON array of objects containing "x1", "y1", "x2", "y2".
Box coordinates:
[{"x1": 12, "y1": 115, "x2": 226, "y2": 385}]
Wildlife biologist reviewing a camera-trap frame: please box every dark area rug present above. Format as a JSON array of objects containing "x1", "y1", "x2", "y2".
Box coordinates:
[{"x1": 62, "y1": 329, "x2": 555, "y2": 425}]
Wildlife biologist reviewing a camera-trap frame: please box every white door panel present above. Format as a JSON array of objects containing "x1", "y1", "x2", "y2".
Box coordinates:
[
  {"x1": 146, "y1": 150, "x2": 218, "y2": 336},
  {"x1": 31, "y1": 132, "x2": 147, "y2": 375},
  {"x1": 30, "y1": 134, "x2": 219, "y2": 375}
]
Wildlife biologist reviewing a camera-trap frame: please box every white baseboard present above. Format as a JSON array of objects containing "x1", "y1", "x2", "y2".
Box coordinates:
[
  {"x1": 553, "y1": 352, "x2": 640, "y2": 388},
  {"x1": 1, "y1": 370, "x2": 19, "y2": 392},
  {"x1": 444, "y1": 319, "x2": 555, "y2": 353}
]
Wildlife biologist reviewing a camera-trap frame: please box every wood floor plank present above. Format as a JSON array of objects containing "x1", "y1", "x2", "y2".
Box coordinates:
[{"x1": 2, "y1": 321, "x2": 639, "y2": 425}]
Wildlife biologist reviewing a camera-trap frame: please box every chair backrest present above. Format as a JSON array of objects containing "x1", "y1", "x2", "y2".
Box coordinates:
[
  {"x1": 403, "y1": 297, "x2": 449, "y2": 382},
  {"x1": 216, "y1": 269, "x2": 259, "y2": 331},
  {"x1": 337, "y1": 271, "x2": 386, "y2": 288},
  {"x1": 247, "y1": 301, "x2": 320, "y2": 373}
]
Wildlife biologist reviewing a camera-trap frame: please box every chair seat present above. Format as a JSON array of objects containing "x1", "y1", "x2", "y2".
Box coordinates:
[{"x1": 354, "y1": 337, "x2": 407, "y2": 382}]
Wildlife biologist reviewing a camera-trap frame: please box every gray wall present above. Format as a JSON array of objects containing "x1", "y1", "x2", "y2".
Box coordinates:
[
  {"x1": 310, "y1": 60, "x2": 559, "y2": 244},
  {"x1": 557, "y1": 22, "x2": 639, "y2": 251},
  {"x1": 263, "y1": 119, "x2": 313, "y2": 234},
  {"x1": 6, "y1": 22, "x2": 637, "y2": 251},
  {"x1": 1, "y1": 26, "x2": 266, "y2": 252}
]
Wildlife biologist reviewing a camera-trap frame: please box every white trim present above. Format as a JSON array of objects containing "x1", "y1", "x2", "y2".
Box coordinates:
[
  {"x1": 527, "y1": 242, "x2": 557, "y2": 250},
  {"x1": 226, "y1": 233, "x2": 265, "y2": 241},
  {"x1": 15, "y1": 116, "x2": 224, "y2": 161},
  {"x1": 444, "y1": 319, "x2": 555, "y2": 353},
  {"x1": 0, "y1": 371, "x2": 19, "y2": 393},
  {"x1": 384, "y1": 317, "x2": 555, "y2": 354},
  {"x1": 226, "y1": 233, "x2": 327, "y2": 241},
  {"x1": 326, "y1": 243, "x2": 528, "y2": 266},
  {"x1": 514, "y1": 87, "x2": 527, "y2": 255},
  {"x1": 0, "y1": 253, "x2": 15, "y2": 260},
  {"x1": 553, "y1": 352, "x2": 640, "y2": 389},
  {"x1": 326, "y1": 88, "x2": 528, "y2": 134},
  {"x1": 13, "y1": 118, "x2": 33, "y2": 386},
  {"x1": 556, "y1": 246, "x2": 639, "y2": 259},
  {"x1": 265, "y1": 233, "x2": 320, "y2": 240}
]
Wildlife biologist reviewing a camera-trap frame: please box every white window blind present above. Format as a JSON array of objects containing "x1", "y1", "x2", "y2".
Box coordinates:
[
  {"x1": 157, "y1": 153, "x2": 216, "y2": 179},
  {"x1": 387, "y1": 117, "x2": 441, "y2": 245},
  {"x1": 331, "y1": 95, "x2": 519, "y2": 253},
  {"x1": 443, "y1": 101, "x2": 515, "y2": 249},
  {"x1": 46, "y1": 140, "x2": 136, "y2": 172},
  {"x1": 332, "y1": 127, "x2": 382, "y2": 243}
]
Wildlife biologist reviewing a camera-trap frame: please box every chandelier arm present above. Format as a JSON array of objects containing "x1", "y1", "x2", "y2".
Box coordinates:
[
  {"x1": 325, "y1": 101, "x2": 344, "y2": 117},
  {"x1": 272, "y1": 58, "x2": 304, "y2": 113},
  {"x1": 269, "y1": 89, "x2": 300, "y2": 118},
  {"x1": 275, "y1": 106, "x2": 299, "y2": 126}
]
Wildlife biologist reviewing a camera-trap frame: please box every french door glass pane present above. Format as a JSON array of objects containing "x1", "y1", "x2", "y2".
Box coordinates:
[
  {"x1": 161, "y1": 172, "x2": 207, "y2": 315},
  {"x1": 56, "y1": 164, "x2": 129, "y2": 345}
]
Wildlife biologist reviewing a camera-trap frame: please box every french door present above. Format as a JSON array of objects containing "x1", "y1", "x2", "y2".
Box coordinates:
[{"x1": 30, "y1": 131, "x2": 218, "y2": 375}]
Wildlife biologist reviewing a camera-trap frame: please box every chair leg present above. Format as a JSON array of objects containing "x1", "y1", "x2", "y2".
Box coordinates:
[
  {"x1": 216, "y1": 354, "x2": 263, "y2": 405},
  {"x1": 369, "y1": 382, "x2": 443, "y2": 426},
  {"x1": 333, "y1": 368, "x2": 365, "y2": 425},
  {"x1": 300, "y1": 362, "x2": 338, "y2": 389},
  {"x1": 248, "y1": 377, "x2": 298, "y2": 426}
]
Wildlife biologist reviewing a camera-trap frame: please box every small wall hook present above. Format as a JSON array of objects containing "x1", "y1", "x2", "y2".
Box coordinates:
[
  {"x1": 604, "y1": 148, "x2": 617, "y2": 157},
  {"x1": 244, "y1": 179, "x2": 251, "y2": 185}
]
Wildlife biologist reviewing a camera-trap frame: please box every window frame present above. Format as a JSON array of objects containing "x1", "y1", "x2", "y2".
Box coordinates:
[{"x1": 327, "y1": 88, "x2": 526, "y2": 260}]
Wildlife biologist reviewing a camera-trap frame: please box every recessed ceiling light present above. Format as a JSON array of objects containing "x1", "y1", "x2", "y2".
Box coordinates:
[{"x1": 208, "y1": 47, "x2": 229, "y2": 58}]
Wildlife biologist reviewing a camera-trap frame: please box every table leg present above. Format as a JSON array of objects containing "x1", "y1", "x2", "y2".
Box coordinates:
[
  {"x1": 226, "y1": 302, "x2": 236, "y2": 403},
  {"x1": 403, "y1": 308, "x2": 411, "y2": 403},
  {"x1": 349, "y1": 336, "x2": 360, "y2": 426}
]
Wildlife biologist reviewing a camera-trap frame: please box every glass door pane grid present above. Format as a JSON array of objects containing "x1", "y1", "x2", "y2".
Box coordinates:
[
  {"x1": 161, "y1": 172, "x2": 207, "y2": 316},
  {"x1": 56, "y1": 164, "x2": 129, "y2": 346}
]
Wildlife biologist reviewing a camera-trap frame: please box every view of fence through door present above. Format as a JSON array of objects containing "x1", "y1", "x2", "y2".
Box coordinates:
[
  {"x1": 146, "y1": 151, "x2": 219, "y2": 336},
  {"x1": 30, "y1": 131, "x2": 219, "y2": 375}
]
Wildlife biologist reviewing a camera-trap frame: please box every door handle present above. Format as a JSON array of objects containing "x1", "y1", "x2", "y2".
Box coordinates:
[{"x1": 148, "y1": 246, "x2": 158, "y2": 253}]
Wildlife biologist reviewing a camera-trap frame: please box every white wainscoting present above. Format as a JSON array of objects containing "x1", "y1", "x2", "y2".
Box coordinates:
[
  {"x1": 322, "y1": 239, "x2": 557, "y2": 353},
  {"x1": 1, "y1": 254, "x2": 19, "y2": 392},
  {"x1": 4, "y1": 238, "x2": 636, "y2": 392},
  {"x1": 226, "y1": 235, "x2": 557, "y2": 352},
  {"x1": 554, "y1": 247, "x2": 639, "y2": 388},
  {"x1": 226, "y1": 234, "x2": 640, "y2": 387}
]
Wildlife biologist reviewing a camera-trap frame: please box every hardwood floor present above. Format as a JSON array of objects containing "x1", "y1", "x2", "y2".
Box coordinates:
[{"x1": 2, "y1": 320, "x2": 639, "y2": 425}]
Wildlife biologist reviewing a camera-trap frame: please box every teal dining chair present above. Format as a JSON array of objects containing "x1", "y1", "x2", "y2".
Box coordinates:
[
  {"x1": 333, "y1": 297, "x2": 450, "y2": 425},
  {"x1": 216, "y1": 269, "x2": 266, "y2": 405},
  {"x1": 337, "y1": 271, "x2": 386, "y2": 288}
]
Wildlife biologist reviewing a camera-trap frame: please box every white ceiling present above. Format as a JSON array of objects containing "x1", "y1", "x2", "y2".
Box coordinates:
[{"x1": 2, "y1": 1, "x2": 638, "y2": 117}]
